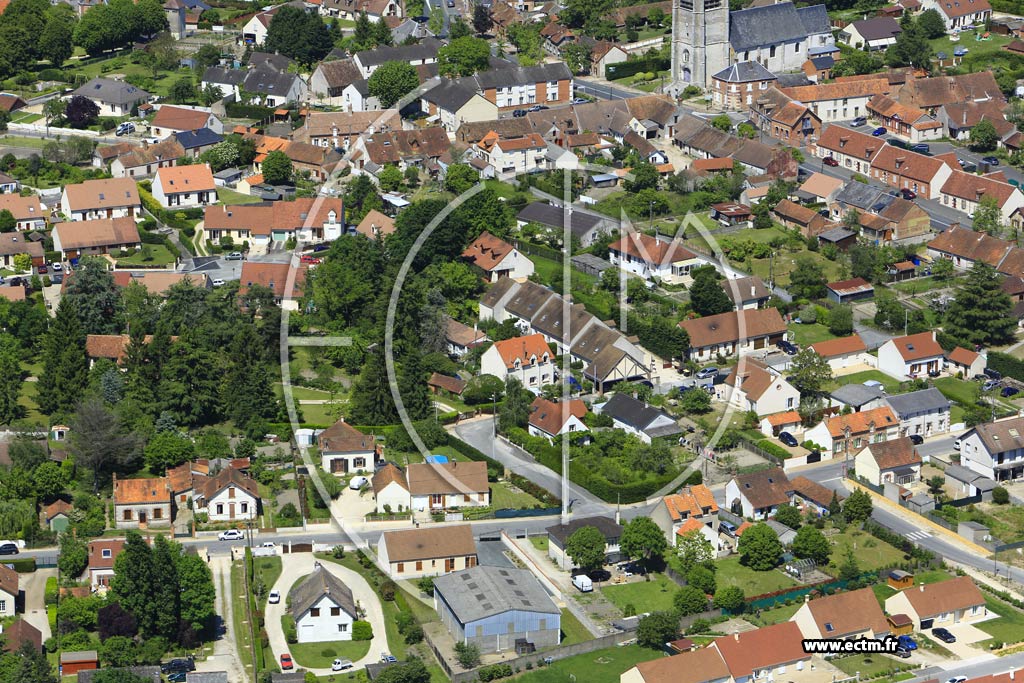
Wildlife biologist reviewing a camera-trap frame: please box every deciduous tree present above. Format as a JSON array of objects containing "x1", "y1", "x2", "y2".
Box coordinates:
[
  {"x1": 791, "y1": 524, "x2": 831, "y2": 565},
  {"x1": 676, "y1": 529, "x2": 714, "y2": 574},
  {"x1": 565, "y1": 525, "x2": 606, "y2": 571},
  {"x1": 437, "y1": 36, "x2": 491, "y2": 77},
  {"x1": 261, "y1": 150, "x2": 293, "y2": 185},
  {"x1": 737, "y1": 522, "x2": 782, "y2": 570},
  {"x1": 620, "y1": 516, "x2": 668, "y2": 574},
  {"x1": 368, "y1": 60, "x2": 419, "y2": 108}
]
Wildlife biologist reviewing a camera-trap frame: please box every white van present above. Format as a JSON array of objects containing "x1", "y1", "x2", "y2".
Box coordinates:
[
  {"x1": 572, "y1": 574, "x2": 593, "y2": 592},
  {"x1": 349, "y1": 475, "x2": 369, "y2": 490}
]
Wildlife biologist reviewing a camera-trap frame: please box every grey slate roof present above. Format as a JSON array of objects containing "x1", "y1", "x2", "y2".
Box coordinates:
[
  {"x1": 571, "y1": 253, "x2": 613, "y2": 274},
  {"x1": 474, "y1": 62, "x2": 572, "y2": 89},
  {"x1": 78, "y1": 668, "x2": 160, "y2": 683},
  {"x1": 884, "y1": 388, "x2": 950, "y2": 418},
  {"x1": 818, "y1": 226, "x2": 856, "y2": 243},
  {"x1": 73, "y1": 78, "x2": 151, "y2": 106},
  {"x1": 775, "y1": 73, "x2": 813, "y2": 88},
  {"x1": 599, "y1": 393, "x2": 679, "y2": 434},
  {"x1": 433, "y1": 566, "x2": 559, "y2": 624},
  {"x1": 833, "y1": 182, "x2": 893, "y2": 213},
  {"x1": 422, "y1": 78, "x2": 478, "y2": 111},
  {"x1": 249, "y1": 51, "x2": 294, "y2": 71},
  {"x1": 174, "y1": 128, "x2": 224, "y2": 150},
  {"x1": 849, "y1": 16, "x2": 902, "y2": 42},
  {"x1": 517, "y1": 202, "x2": 605, "y2": 238},
  {"x1": 393, "y1": 17, "x2": 434, "y2": 42},
  {"x1": 288, "y1": 565, "x2": 357, "y2": 620},
  {"x1": 243, "y1": 63, "x2": 301, "y2": 96},
  {"x1": 830, "y1": 383, "x2": 885, "y2": 408},
  {"x1": 188, "y1": 674, "x2": 228, "y2": 683},
  {"x1": 730, "y1": 3, "x2": 830, "y2": 52},
  {"x1": 711, "y1": 61, "x2": 777, "y2": 83},
  {"x1": 546, "y1": 515, "x2": 622, "y2": 546},
  {"x1": 810, "y1": 55, "x2": 835, "y2": 69},
  {"x1": 356, "y1": 38, "x2": 443, "y2": 68},
  {"x1": 203, "y1": 67, "x2": 247, "y2": 86}
]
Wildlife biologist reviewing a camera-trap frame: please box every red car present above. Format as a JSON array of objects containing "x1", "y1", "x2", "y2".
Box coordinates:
[
  {"x1": 299, "y1": 255, "x2": 322, "y2": 265},
  {"x1": 823, "y1": 156, "x2": 839, "y2": 167},
  {"x1": 280, "y1": 654, "x2": 293, "y2": 670}
]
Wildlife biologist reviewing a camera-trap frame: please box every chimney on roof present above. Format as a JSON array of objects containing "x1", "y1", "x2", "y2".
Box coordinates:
[
  {"x1": 733, "y1": 632, "x2": 740, "y2": 642},
  {"x1": 751, "y1": 285, "x2": 756, "y2": 297},
  {"x1": 920, "y1": 584, "x2": 925, "y2": 591}
]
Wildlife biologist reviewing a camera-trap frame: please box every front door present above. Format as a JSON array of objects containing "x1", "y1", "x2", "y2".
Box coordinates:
[
  {"x1": 229, "y1": 503, "x2": 236, "y2": 520},
  {"x1": 331, "y1": 458, "x2": 348, "y2": 474},
  {"x1": 445, "y1": 557, "x2": 454, "y2": 572},
  {"x1": 430, "y1": 494, "x2": 443, "y2": 508},
  {"x1": 139, "y1": 511, "x2": 147, "y2": 525}
]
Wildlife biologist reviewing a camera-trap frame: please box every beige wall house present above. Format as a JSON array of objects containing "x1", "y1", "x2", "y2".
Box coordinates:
[
  {"x1": 60, "y1": 178, "x2": 142, "y2": 222},
  {"x1": 408, "y1": 461, "x2": 490, "y2": 511},
  {"x1": 545, "y1": 516, "x2": 622, "y2": 570},
  {"x1": 0, "y1": 565, "x2": 18, "y2": 617},
  {"x1": 724, "y1": 358, "x2": 800, "y2": 417},
  {"x1": 679, "y1": 308, "x2": 787, "y2": 361},
  {"x1": 318, "y1": 419, "x2": 381, "y2": 475},
  {"x1": 650, "y1": 485, "x2": 720, "y2": 547},
  {"x1": 378, "y1": 525, "x2": 478, "y2": 579},
  {"x1": 371, "y1": 463, "x2": 411, "y2": 513},
  {"x1": 884, "y1": 576, "x2": 987, "y2": 630},
  {"x1": 804, "y1": 406, "x2": 900, "y2": 456},
  {"x1": 791, "y1": 587, "x2": 890, "y2": 640},
  {"x1": 855, "y1": 436, "x2": 922, "y2": 486}
]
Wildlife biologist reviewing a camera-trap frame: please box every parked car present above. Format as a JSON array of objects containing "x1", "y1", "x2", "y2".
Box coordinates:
[
  {"x1": 908, "y1": 434, "x2": 924, "y2": 445},
  {"x1": 898, "y1": 635, "x2": 917, "y2": 650},
  {"x1": 695, "y1": 367, "x2": 718, "y2": 380},
  {"x1": 160, "y1": 658, "x2": 195, "y2": 674},
  {"x1": 933, "y1": 627, "x2": 957, "y2": 644},
  {"x1": 779, "y1": 431, "x2": 798, "y2": 447},
  {"x1": 823, "y1": 156, "x2": 839, "y2": 167},
  {"x1": 983, "y1": 380, "x2": 1001, "y2": 392},
  {"x1": 900, "y1": 188, "x2": 917, "y2": 200},
  {"x1": 218, "y1": 529, "x2": 244, "y2": 541},
  {"x1": 894, "y1": 647, "x2": 911, "y2": 659},
  {"x1": 945, "y1": 677, "x2": 967, "y2": 683},
  {"x1": 985, "y1": 368, "x2": 1002, "y2": 380},
  {"x1": 0, "y1": 543, "x2": 18, "y2": 555},
  {"x1": 1002, "y1": 386, "x2": 1020, "y2": 398},
  {"x1": 167, "y1": 673, "x2": 187, "y2": 683},
  {"x1": 587, "y1": 569, "x2": 611, "y2": 582},
  {"x1": 333, "y1": 659, "x2": 354, "y2": 671},
  {"x1": 572, "y1": 97, "x2": 588, "y2": 104},
  {"x1": 116, "y1": 122, "x2": 136, "y2": 136},
  {"x1": 954, "y1": 437, "x2": 962, "y2": 450},
  {"x1": 511, "y1": 109, "x2": 528, "y2": 118},
  {"x1": 572, "y1": 574, "x2": 593, "y2": 592},
  {"x1": 300, "y1": 254, "x2": 322, "y2": 264},
  {"x1": 778, "y1": 340, "x2": 798, "y2": 355},
  {"x1": 37, "y1": 265, "x2": 47, "y2": 274},
  {"x1": 527, "y1": 105, "x2": 549, "y2": 112},
  {"x1": 280, "y1": 654, "x2": 294, "y2": 670},
  {"x1": 268, "y1": 590, "x2": 281, "y2": 604},
  {"x1": 872, "y1": 126, "x2": 887, "y2": 136},
  {"x1": 910, "y1": 143, "x2": 930, "y2": 154},
  {"x1": 349, "y1": 475, "x2": 369, "y2": 490},
  {"x1": 851, "y1": 116, "x2": 867, "y2": 127},
  {"x1": 982, "y1": 156, "x2": 1001, "y2": 167},
  {"x1": 212, "y1": 279, "x2": 225, "y2": 287},
  {"x1": 381, "y1": 653, "x2": 398, "y2": 664},
  {"x1": 225, "y1": 251, "x2": 244, "y2": 261},
  {"x1": 51, "y1": 263, "x2": 62, "y2": 272}
]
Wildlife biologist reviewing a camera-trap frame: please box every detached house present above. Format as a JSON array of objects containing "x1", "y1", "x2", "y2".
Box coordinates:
[
  {"x1": 679, "y1": 308, "x2": 787, "y2": 361},
  {"x1": 0, "y1": 565, "x2": 18, "y2": 617},
  {"x1": 809, "y1": 334, "x2": 870, "y2": 371},
  {"x1": 855, "y1": 436, "x2": 922, "y2": 486},
  {"x1": 877, "y1": 331, "x2": 945, "y2": 379},
  {"x1": 113, "y1": 475, "x2": 171, "y2": 529},
  {"x1": 194, "y1": 467, "x2": 260, "y2": 522},
  {"x1": 927, "y1": 224, "x2": 1014, "y2": 272},
  {"x1": 804, "y1": 406, "x2": 900, "y2": 457},
  {"x1": 725, "y1": 467, "x2": 793, "y2": 519},
  {"x1": 473, "y1": 131, "x2": 548, "y2": 177},
  {"x1": 958, "y1": 415, "x2": 1024, "y2": 481},
  {"x1": 840, "y1": 17, "x2": 902, "y2": 50},
  {"x1": 480, "y1": 333, "x2": 553, "y2": 389},
  {"x1": 921, "y1": 0, "x2": 991, "y2": 31},
  {"x1": 650, "y1": 484, "x2": 720, "y2": 548},
  {"x1": 71, "y1": 78, "x2": 151, "y2": 117},
  {"x1": 61, "y1": 178, "x2": 142, "y2": 221},
  {"x1": 152, "y1": 164, "x2": 217, "y2": 209},
  {"x1": 721, "y1": 276, "x2": 771, "y2": 310},
  {"x1": 724, "y1": 358, "x2": 800, "y2": 417},
  {"x1": 884, "y1": 387, "x2": 951, "y2": 438},
  {"x1": 110, "y1": 139, "x2": 185, "y2": 179},
  {"x1": 948, "y1": 346, "x2": 986, "y2": 378},
  {"x1": 318, "y1": 419, "x2": 381, "y2": 475},
  {"x1": 52, "y1": 218, "x2": 142, "y2": 261},
  {"x1": 351, "y1": 127, "x2": 451, "y2": 177},
  {"x1": 609, "y1": 232, "x2": 705, "y2": 285},
  {"x1": 290, "y1": 565, "x2": 358, "y2": 643},
  {"x1": 149, "y1": 105, "x2": 222, "y2": 138},
  {"x1": 88, "y1": 539, "x2": 125, "y2": 589},
  {"x1": 596, "y1": 393, "x2": 682, "y2": 444},
  {"x1": 462, "y1": 232, "x2": 535, "y2": 282},
  {"x1": 545, "y1": 516, "x2": 622, "y2": 570},
  {"x1": 419, "y1": 79, "x2": 499, "y2": 133},
  {"x1": 407, "y1": 461, "x2": 490, "y2": 511},
  {"x1": 884, "y1": 576, "x2": 986, "y2": 630},
  {"x1": 791, "y1": 587, "x2": 890, "y2": 640},
  {"x1": 378, "y1": 525, "x2": 478, "y2": 579},
  {"x1": 0, "y1": 194, "x2": 45, "y2": 232},
  {"x1": 371, "y1": 464, "x2": 409, "y2": 513},
  {"x1": 527, "y1": 397, "x2": 588, "y2": 441}
]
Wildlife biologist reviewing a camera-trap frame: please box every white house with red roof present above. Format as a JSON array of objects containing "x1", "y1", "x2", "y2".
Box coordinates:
[
  {"x1": 318, "y1": 419, "x2": 380, "y2": 474},
  {"x1": 877, "y1": 331, "x2": 945, "y2": 380},
  {"x1": 462, "y1": 232, "x2": 534, "y2": 282},
  {"x1": 88, "y1": 539, "x2": 126, "y2": 589},
  {"x1": 947, "y1": 346, "x2": 986, "y2": 378},
  {"x1": 152, "y1": 164, "x2": 217, "y2": 208},
  {"x1": 480, "y1": 333, "x2": 554, "y2": 389},
  {"x1": 808, "y1": 334, "x2": 872, "y2": 371},
  {"x1": 608, "y1": 232, "x2": 706, "y2": 284},
  {"x1": 921, "y1": 0, "x2": 991, "y2": 32},
  {"x1": 527, "y1": 397, "x2": 587, "y2": 441},
  {"x1": 650, "y1": 484, "x2": 721, "y2": 548},
  {"x1": 724, "y1": 358, "x2": 800, "y2": 417}
]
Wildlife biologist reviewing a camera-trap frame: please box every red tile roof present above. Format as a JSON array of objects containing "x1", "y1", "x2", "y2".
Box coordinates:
[
  {"x1": 528, "y1": 397, "x2": 587, "y2": 436},
  {"x1": 713, "y1": 622, "x2": 808, "y2": 677},
  {"x1": 887, "y1": 331, "x2": 944, "y2": 361},
  {"x1": 490, "y1": 333, "x2": 550, "y2": 369},
  {"x1": 609, "y1": 232, "x2": 697, "y2": 267},
  {"x1": 825, "y1": 406, "x2": 898, "y2": 438},
  {"x1": 462, "y1": 232, "x2": 518, "y2": 272},
  {"x1": 810, "y1": 334, "x2": 867, "y2": 358},
  {"x1": 151, "y1": 105, "x2": 212, "y2": 132}
]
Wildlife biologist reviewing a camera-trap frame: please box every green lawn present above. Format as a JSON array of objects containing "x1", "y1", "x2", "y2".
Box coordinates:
[
  {"x1": 253, "y1": 556, "x2": 282, "y2": 597},
  {"x1": 559, "y1": 608, "x2": 592, "y2": 645},
  {"x1": 0, "y1": 135, "x2": 49, "y2": 149},
  {"x1": 601, "y1": 575, "x2": 679, "y2": 615},
  {"x1": 912, "y1": 569, "x2": 953, "y2": 585},
  {"x1": 977, "y1": 595, "x2": 1024, "y2": 645},
  {"x1": 274, "y1": 383, "x2": 337, "y2": 401},
  {"x1": 508, "y1": 645, "x2": 658, "y2": 683},
  {"x1": 715, "y1": 556, "x2": 799, "y2": 596},
  {"x1": 530, "y1": 536, "x2": 549, "y2": 552},
  {"x1": 831, "y1": 653, "x2": 908, "y2": 678},
  {"x1": 934, "y1": 376, "x2": 981, "y2": 405},
  {"x1": 298, "y1": 401, "x2": 344, "y2": 426},
  {"x1": 788, "y1": 322, "x2": 836, "y2": 347},
  {"x1": 230, "y1": 560, "x2": 257, "y2": 679},
  {"x1": 827, "y1": 370, "x2": 902, "y2": 395},
  {"x1": 825, "y1": 526, "x2": 906, "y2": 573},
  {"x1": 871, "y1": 583, "x2": 897, "y2": 605},
  {"x1": 490, "y1": 480, "x2": 545, "y2": 509},
  {"x1": 285, "y1": 631, "x2": 372, "y2": 668},
  {"x1": 929, "y1": 31, "x2": 1013, "y2": 65},
  {"x1": 218, "y1": 186, "x2": 264, "y2": 205},
  {"x1": 115, "y1": 244, "x2": 177, "y2": 266},
  {"x1": 744, "y1": 601, "x2": 801, "y2": 626}
]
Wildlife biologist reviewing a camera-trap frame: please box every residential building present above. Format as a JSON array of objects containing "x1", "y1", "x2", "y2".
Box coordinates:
[
  {"x1": 52, "y1": 218, "x2": 142, "y2": 260},
  {"x1": 944, "y1": 463, "x2": 997, "y2": 498},
  {"x1": 320, "y1": 0, "x2": 402, "y2": 22},
  {"x1": 678, "y1": 308, "x2": 787, "y2": 361},
  {"x1": 444, "y1": 318, "x2": 487, "y2": 357},
  {"x1": 609, "y1": 232, "x2": 705, "y2": 285},
  {"x1": 866, "y1": 95, "x2": 943, "y2": 143},
  {"x1": 816, "y1": 125, "x2": 888, "y2": 174},
  {"x1": 840, "y1": 17, "x2": 902, "y2": 50},
  {"x1": 0, "y1": 233, "x2": 42, "y2": 270},
  {"x1": 885, "y1": 388, "x2": 951, "y2": 438},
  {"x1": 650, "y1": 485, "x2": 720, "y2": 547},
  {"x1": 896, "y1": 72, "x2": 1002, "y2": 115},
  {"x1": 167, "y1": 460, "x2": 210, "y2": 507},
  {"x1": 855, "y1": 436, "x2": 921, "y2": 486},
  {"x1": 60, "y1": 178, "x2": 142, "y2": 221},
  {"x1": 474, "y1": 62, "x2": 574, "y2": 111},
  {"x1": 870, "y1": 145, "x2": 952, "y2": 199},
  {"x1": 516, "y1": 202, "x2": 614, "y2": 248},
  {"x1": 174, "y1": 128, "x2": 225, "y2": 159},
  {"x1": 407, "y1": 461, "x2": 490, "y2": 511},
  {"x1": 826, "y1": 278, "x2": 875, "y2": 304},
  {"x1": 808, "y1": 334, "x2": 870, "y2": 371},
  {"x1": 71, "y1": 78, "x2": 151, "y2": 117},
  {"x1": 109, "y1": 139, "x2": 184, "y2": 179},
  {"x1": 818, "y1": 226, "x2": 858, "y2": 250},
  {"x1": 88, "y1": 539, "x2": 125, "y2": 589},
  {"x1": 473, "y1": 131, "x2": 549, "y2": 177},
  {"x1": 318, "y1": 419, "x2": 380, "y2": 475},
  {"x1": 748, "y1": 87, "x2": 822, "y2": 143},
  {"x1": 791, "y1": 475, "x2": 835, "y2": 516},
  {"x1": 419, "y1": 79, "x2": 499, "y2": 133},
  {"x1": 290, "y1": 565, "x2": 358, "y2": 643},
  {"x1": 480, "y1": 333, "x2": 553, "y2": 389},
  {"x1": 620, "y1": 642, "x2": 731, "y2": 683},
  {"x1": 714, "y1": 621, "x2": 813, "y2": 683},
  {"x1": 204, "y1": 198, "x2": 345, "y2": 252},
  {"x1": 309, "y1": 58, "x2": 362, "y2": 107},
  {"x1": 149, "y1": 105, "x2": 222, "y2": 138},
  {"x1": 378, "y1": 525, "x2": 478, "y2": 579},
  {"x1": 829, "y1": 384, "x2": 887, "y2": 413},
  {"x1": 462, "y1": 232, "x2": 535, "y2": 282},
  {"x1": 293, "y1": 110, "x2": 401, "y2": 149},
  {"x1": 725, "y1": 467, "x2": 793, "y2": 519},
  {"x1": 0, "y1": 564, "x2": 16, "y2": 617},
  {"x1": 939, "y1": 99, "x2": 1015, "y2": 143},
  {"x1": 595, "y1": 393, "x2": 682, "y2": 444},
  {"x1": 884, "y1": 576, "x2": 986, "y2": 629},
  {"x1": 721, "y1": 276, "x2": 771, "y2": 310},
  {"x1": 354, "y1": 209, "x2": 395, "y2": 240},
  {"x1": 590, "y1": 42, "x2": 629, "y2": 79},
  {"x1": 724, "y1": 358, "x2": 800, "y2": 417},
  {"x1": 947, "y1": 346, "x2": 986, "y2": 378},
  {"x1": 760, "y1": 410, "x2": 803, "y2": 438},
  {"x1": 710, "y1": 62, "x2": 778, "y2": 111},
  {"x1": 782, "y1": 78, "x2": 891, "y2": 122},
  {"x1": 0, "y1": 194, "x2": 45, "y2": 231},
  {"x1": 804, "y1": 406, "x2": 900, "y2": 457},
  {"x1": 371, "y1": 463, "x2": 410, "y2": 513},
  {"x1": 836, "y1": 196, "x2": 931, "y2": 244},
  {"x1": 200, "y1": 67, "x2": 247, "y2": 100},
  {"x1": 527, "y1": 397, "x2": 588, "y2": 441},
  {"x1": 803, "y1": 55, "x2": 835, "y2": 82},
  {"x1": 958, "y1": 415, "x2": 1024, "y2": 480},
  {"x1": 927, "y1": 224, "x2": 1019, "y2": 273},
  {"x1": 877, "y1": 331, "x2": 945, "y2": 379},
  {"x1": 112, "y1": 474, "x2": 172, "y2": 529},
  {"x1": 798, "y1": 172, "x2": 844, "y2": 204},
  {"x1": 920, "y1": 0, "x2": 991, "y2": 31},
  {"x1": 352, "y1": 39, "x2": 440, "y2": 78},
  {"x1": 773, "y1": 198, "x2": 835, "y2": 238},
  {"x1": 545, "y1": 516, "x2": 622, "y2": 570},
  {"x1": 433, "y1": 566, "x2": 561, "y2": 653},
  {"x1": 350, "y1": 126, "x2": 451, "y2": 177},
  {"x1": 152, "y1": 164, "x2": 217, "y2": 209},
  {"x1": 194, "y1": 467, "x2": 260, "y2": 522},
  {"x1": 791, "y1": 587, "x2": 890, "y2": 639},
  {"x1": 59, "y1": 652, "x2": 98, "y2": 676},
  {"x1": 940, "y1": 170, "x2": 1024, "y2": 224},
  {"x1": 1, "y1": 619, "x2": 41, "y2": 654}
]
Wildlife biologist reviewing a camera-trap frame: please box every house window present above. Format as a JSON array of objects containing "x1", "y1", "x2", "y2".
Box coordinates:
[
  {"x1": 338, "y1": 624, "x2": 348, "y2": 632},
  {"x1": 241, "y1": 503, "x2": 249, "y2": 514},
  {"x1": 464, "y1": 494, "x2": 471, "y2": 502},
  {"x1": 123, "y1": 509, "x2": 133, "y2": 521},
  {"x1": 770, "y1": 45, "x2": 776, "y2": 58},
  {"x1": 153, "y1": 508, "x2": 162, "y2": 520},
  {"x1": 397, "y1": 563, "x2": 404, "y2": 573},
  {"x1": 216, "y1": 504, "x2": 224, "y2": 515},
  {"x1": 0, "y1": 600, "x2": 5, "y2": 612},
  {"x1": 311, "y1": 608, "x2": 321, "y2": 617},
  {"x1": 416, "y1": 561, "x2": 423, "y2": 570},
  {"x1": 331, "y1": 607, "x2": 341, "y2": 616},
  {"x1": 102, "y1": 549, "x2": 112, "y2": 558},
  {"x1": 229, "y1": 487, "x2": 236, "y2": 499}
]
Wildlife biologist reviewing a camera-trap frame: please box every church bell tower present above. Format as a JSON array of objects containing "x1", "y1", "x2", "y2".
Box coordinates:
[{"x1": 670, "y1": 0, "x2": 731, "y2": 91}]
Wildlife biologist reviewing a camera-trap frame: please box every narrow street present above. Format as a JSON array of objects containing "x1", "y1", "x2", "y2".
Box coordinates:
[{"x1": 203, "y1": 554, "x2": 247, "y2": 682}]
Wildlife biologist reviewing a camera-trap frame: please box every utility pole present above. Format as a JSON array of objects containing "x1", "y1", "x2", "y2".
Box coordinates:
[{"x1": 843, "y1": 425, "x2": 852, "y2": 478}]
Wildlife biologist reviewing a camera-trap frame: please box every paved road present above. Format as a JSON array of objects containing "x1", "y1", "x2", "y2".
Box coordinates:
[{"x1": 574, "y1": 80, "x2": 643, "y2": 101}]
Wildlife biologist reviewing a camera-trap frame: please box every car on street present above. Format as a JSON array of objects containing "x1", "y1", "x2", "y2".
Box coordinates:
[
  {"x1": 268, "y1": 590, "x2": 281, "y2": 604},
  {"x1": 225, "y1": 251, "x2": 244, "y2": 260},
  {"x1": 779, "y1": 431, "x2": 798, "y2": 447},
  {"x1": 116, "y1": 122, "x2": 136, "y2": 136},
  {"x1": 167, "y1": 673, "x2": 187, "y2": 683},
  {"x1": 212, "y1": 279, "x2": 225, "y2": 287},
  {"x1": 945, "y1": 677, "x2": 967, "y2": 683},
  {"x1": 872, "y1": 126, "x2": 886, "y2": 136},
  {"x1": 333, "y1": 659, "x2": 354, "y2": 671},
  {"x1": 0, "y1": 543, "x2": 18, "y2": 555},
  {"x1": 51, "y1": 274, "x2": 63, "y2": 285},
  {"x1": 512, "y1": 109, "x2": 527, "y2": 118},
  {"x1": 823, "y1": 156, "x2": 839, "y2": 167},
  {"x1": 527, "y1": 105, "x2": 549, "y2": 112},
  {"x1": 300, "y1": 254, "x2": 322, "y2": 264},
  {"x1": 695, "y1": 367, "x2": 718, "y2": 380},
  {"x1": 908, "y1": 434, "x2": 924, "y2": 445},
  {"x1": 898, "y1": 635, "x2": 917, "y2": 650},
  {"x1": 280, "y1": 654, "x2": 293, "y2": 670},
  {"x1": 778, "y1": 340, "x2": 798, "y2": 355},
  {"x1": 218, "y1": 529, "x2": 244, "y2": 541},
  {"x1": 1002, "y1": 386, "x2": 1020, "y2": 398},
  {"x1": 982, "y1": 156, "x2": 1000, "y2": 166},
  {"x1": 381, "y1": 653, "x2": 398, "y2": 664},
  {"x1": 851, "y1": 116, "x2": 867, "y2": 127},
  {"x1": 901, "y1": 189, "x2": 917, "y2": 200},
  {"x1": 933, "y1": 628, "x2": 957, "y2": 644}
]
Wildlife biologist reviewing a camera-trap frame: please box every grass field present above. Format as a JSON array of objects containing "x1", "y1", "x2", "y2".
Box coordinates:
[
  {"x1": 116, "y1": 244, "x2": 177, "y2": 266},
  {"x1": 285, "y1": 627, "x2": 372, "y2": 667},
  {"x1": 977, "y1": 595, "x2": 1024, "y2": 645},
  {"x1": 872, "y1": 583, "x2": 897, "y2": 605},
  {"x1": 217, "y1": 187, "x2": 264, "y2": 205},
  {"x1": 827, "y1": 370, "x2": 902, "y2": 395},
  {"x1": 490, "y1": 481, "x2": 545, "y2": 509},
  {"x1": 832, "y1": 653, "x2": 908, "y2": 678},
  {"x1": 788, "y1": 322, "x2": 836, "y2": 347},
  {"x1": 601, "y1": 575, "x2": 678, "y2": 615},
  {"x1": 715, "y1": 556, "x2": 799, "y2": 596},
  {"x1": 934, "y1": 376, "x2": 981, "y2": 405},
  {"x1": 298, "y1": 401, "x2": 344, "y2": 426},
  {"x1": 508, "y1": 645, "x2": 657, "y2": 683},
  {"x1": 743, "y1": 601, "x2": 801, "y2": 626},
  {"x1": 0, "y1": 135, "x2": 49, "y2": 149},
  {"x1": 530, "y1": 536, "x2": 549, "y2": 551},
  {"x1": 825, "y1": 527, "x2": 906, "y2": 573},
  {"x1": 253, "y1": 556, "x2": 282, "y2": 597},
  {"x1": 559, "y1": 608, "x2": 592, "y2": 645}
]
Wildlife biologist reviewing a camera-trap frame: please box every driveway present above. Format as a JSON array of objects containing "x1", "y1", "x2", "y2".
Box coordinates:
[
  {"x1": 202, "y1": 554, "x2": 246, "y2": 681},
  {"x1": 934, "y1": 622, "x2": 997, "y2": 661},
  {"x1": 20, "y1": 568, "x2": 54, "y2": 641},
  {"x1": 265, "y1": 552, "x2": 386, "y2": 676}
]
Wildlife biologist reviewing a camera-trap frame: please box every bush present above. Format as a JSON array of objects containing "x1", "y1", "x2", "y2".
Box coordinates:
[
  {"x1": 282, "y1": 616, "x2": 297, "y2": 644},
  {"x1": 379, "y1": 580, "x2": 396, "y2": 601},
  {"x1": 993, "y1": 486, "x2": 1010, "y2": 505},
  {"x1": 352, "y1": 620, "x2": 373, "y2": 641},
  {"x1": 45, "y1": 576, "x2": 58, "y2": 605},
  {"x1": 403, "y1": 623, "x2": 423, "y2": 644},
  {"x1": 755, "y1": 439, "x2": 792, "y2": 460},
  {"x1": 478, "y1": 664, "x2": 514, "y2": 681},
  {"x1": 7, "y1": 557, "x2": 34, "y2": 572},
  {"x1": 225, "y1": 102, "x2": 275, "y2": 120}
]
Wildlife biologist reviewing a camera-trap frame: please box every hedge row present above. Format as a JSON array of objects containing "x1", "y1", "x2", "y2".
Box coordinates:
[
  {"x1": 989, "y1": 352, "x2": 1024, "y2": 382},
  {"x1": 755, "y1": 439, "x2": 792, "y2": 460},
  {"x1": 225, "y1": 102, "x2": 276, "y2": 121}
]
